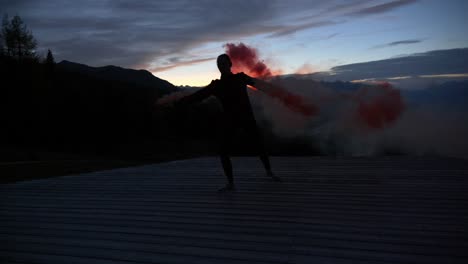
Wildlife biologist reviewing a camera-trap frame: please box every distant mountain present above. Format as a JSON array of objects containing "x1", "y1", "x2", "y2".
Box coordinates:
[
  {"x1": 296, "y1": 48, "x2": 468, "y2": 89},
  {"x1": 403, "y1": 80, "x2": 468, "y2": 111},
  {"x1": 330, "y1": 48, "x2": 468, "y2": 78},
  {"x1": 58, "y1": 60, "x2": 176, "y2": 94}
]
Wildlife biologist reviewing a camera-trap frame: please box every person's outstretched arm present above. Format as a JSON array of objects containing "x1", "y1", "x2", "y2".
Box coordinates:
[
  {"x1": 175, "y1": 80, "x2": 217, "y2": 108},
  {"x1": 237, "y1": 72, "x2": 275, "y2": 92},
  {"x1": 250, "y1": 77, "x2": 274, "y2": 92}
]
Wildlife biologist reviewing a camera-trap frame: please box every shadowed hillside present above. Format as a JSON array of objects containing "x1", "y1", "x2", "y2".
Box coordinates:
[
  {"x1": 57, "y1": 60, "x2": 174, "y2": 93},
  {"x1": 0, "y1": 56, "x2": 185, "y2": 161}
]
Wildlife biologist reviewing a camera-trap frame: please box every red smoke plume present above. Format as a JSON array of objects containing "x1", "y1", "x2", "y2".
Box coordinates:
[
  {"x1": 224, "y1": 43, "x2": 274, "y2": 78},
  {"x1": 266, "y1": 86, "x2": 319, "y2": 117},
  {"x1": 356, "y1": 82, "x2": 405, "y2": 129},
  {"x1": 225, "y1": 42, "x2": 318, "y2": 117},
  {"x1": 224, "y1": 42, "x2": 404, "y2": 127}
]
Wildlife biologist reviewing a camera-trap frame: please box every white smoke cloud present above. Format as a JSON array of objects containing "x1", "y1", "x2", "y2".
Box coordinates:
[{"x1": 249, "y1": 78, "x2": 468, "y2": 157}]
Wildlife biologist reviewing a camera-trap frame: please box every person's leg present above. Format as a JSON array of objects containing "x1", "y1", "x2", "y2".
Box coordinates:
[
  {"x1": 247, "y1": 122, "x2": 281, "y2": 181},
  {"x1": 258, "y1": 144, "x2": 280, "y2": 181},
  {"x1": 219, "y1": 153, "x2": 235, "y2": 191},
  {"x1": 257, "y1": 141, "x2": 272, "y2": 174},
  {"x1": 217, "y1": 122, "x2": 236, "y2": 191}
]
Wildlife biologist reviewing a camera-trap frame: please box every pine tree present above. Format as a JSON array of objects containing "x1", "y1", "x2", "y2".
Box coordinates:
[
  {"x1": 0, "y1": 33, "x2": 4, "y2": 57},
  {"x1": 44, "y1": 48, "x2": 55, "y2": 73},
  {"x1": 1, "y1": 14, "x2": 37, "y2": 59},
  {"x1": 45, "y1": 49, "x2": 55, "y2": 64}
]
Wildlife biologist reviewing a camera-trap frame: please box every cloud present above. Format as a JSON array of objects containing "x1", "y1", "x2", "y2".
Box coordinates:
[
  {"x1": 0, "y1": 0, "x2": 279, "y2": 69},
  {"x1": 347, "y1": 0, "x2": 418, "y2": 16},
  {"x1": 325, "y1": 33, "x2": 340, "y2": 39},
  {"x1": 372, "y1": 39, "x2": 423, "y2": 49},
  {"x1": 268, "y1": 20, "x2": 340, "y2": 38},
  {"x1": 385, "y1": 39, "x2": 423, "y2": 46},
  {"x1": 295, "y1": 63, "x2": 315, "y2": 74},
  {"x1": 419, "y1": 73, "x2": 468, "y2": 78},
  {"x1": 268, "y1": 0, "x2": 418, "y2": 38},
  {"x1": 325, "y1": 0, "x2": 375, "y2": 13},
  {"x1": 151, "y1": 57, "x2": 216, "y2": 72},
  {"x1": 0, "y1": 0, "x2": 421, "y2": 72}
]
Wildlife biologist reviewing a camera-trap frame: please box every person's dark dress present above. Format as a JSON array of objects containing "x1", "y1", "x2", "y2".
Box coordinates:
[{"x1": 177, "y1": 72, "x2": 272, "y2": 184}]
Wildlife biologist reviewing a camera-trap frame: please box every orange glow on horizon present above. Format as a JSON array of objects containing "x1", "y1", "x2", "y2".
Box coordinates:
[{"x1": 151, "y1": 70, "x2": 219, "y2": 87}]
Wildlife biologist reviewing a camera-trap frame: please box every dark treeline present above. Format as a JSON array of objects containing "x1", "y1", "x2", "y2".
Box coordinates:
[
  {"x1": 1, "y1": 55, "x2": 169, "y2": 159},
  {"x1": 0, "y1": 54, "x2": 212, "y2": 160}
]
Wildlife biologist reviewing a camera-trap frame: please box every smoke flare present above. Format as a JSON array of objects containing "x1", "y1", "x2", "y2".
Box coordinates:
[
  {"x1": 225, "y1": 42, "x2": 319, "y2": 117},
  {"x1": 155, "y1": 90, "x2": 194, "y2": 106},
  {"x1": 265, "y1": 84, "x2": 319, "y2": 117},
  {"x1": 224, "y1": 43, "x2": 274, "y2": 78}
]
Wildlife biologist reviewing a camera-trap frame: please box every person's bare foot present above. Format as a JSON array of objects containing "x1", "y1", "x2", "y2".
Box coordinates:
[
  {"x1": 218, "y1": 183, "x2": 235, "y2": 192},
  {"x1": 267, "y1": 170, "x2": 282, "y2": 182}
]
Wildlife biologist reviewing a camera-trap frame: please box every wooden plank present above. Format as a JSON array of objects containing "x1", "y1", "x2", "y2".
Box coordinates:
[{"x1": 1, "y1": 157, "x2": 468, "y2": 263}]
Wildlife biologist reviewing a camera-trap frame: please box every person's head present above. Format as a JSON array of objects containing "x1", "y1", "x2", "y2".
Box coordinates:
[{"x1": 217, "y1": 54, "x2": 232, "y2": 74}]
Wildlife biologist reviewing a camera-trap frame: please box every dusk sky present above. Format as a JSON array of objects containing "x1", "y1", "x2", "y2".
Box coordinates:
[{"x1": 2, "y1": 0, "x2": 467, "y2": 86}]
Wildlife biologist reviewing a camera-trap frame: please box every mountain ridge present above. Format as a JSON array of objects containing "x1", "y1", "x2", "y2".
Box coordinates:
[{"x1": 57, "y1": 60, "x2": 176, "y2": 93}]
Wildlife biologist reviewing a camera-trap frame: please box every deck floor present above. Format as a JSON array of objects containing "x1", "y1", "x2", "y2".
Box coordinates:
[{"x1": 1, "y1": 157, "x2": 468, "y2": 263}]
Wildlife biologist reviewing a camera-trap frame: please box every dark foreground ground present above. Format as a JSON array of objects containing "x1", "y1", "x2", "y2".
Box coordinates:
[
  {"x1": 1, "y1": 156, "x2": 468, "y2": 263},
  {"x1": 0, "y1": 145, "x2": 199, "y2": 184},
  {"x1": 0, "y1": 160, "x2": 148, "y2": 184}
]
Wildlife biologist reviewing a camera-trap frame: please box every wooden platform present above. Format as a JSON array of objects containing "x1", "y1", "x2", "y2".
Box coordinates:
[{"x1": 1, "y1": 157, "x2": 468, "y2": 263}]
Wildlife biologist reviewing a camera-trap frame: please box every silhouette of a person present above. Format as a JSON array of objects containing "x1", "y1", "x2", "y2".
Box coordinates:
[{"x1": 176, "y1": 54, "x2": 280, "y2": 191}]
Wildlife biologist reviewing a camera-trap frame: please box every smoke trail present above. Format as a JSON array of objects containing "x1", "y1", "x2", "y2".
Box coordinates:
[
  {"x1": 155, "y1": 89, "x2": 195, "y2": 106},
  {"x1": 295, "y1": 63, "x2": 315, "y2": 75},
  {"x1": 247, "y1": 76, "x2": 409, "y2": 155},
  {"x1": 224, "y1": 42, "x2": 319, "y2": 117},
  {"x1": 224, "y1": 43, "x2": 275, "y2": 78},
  {"x1": 265, "y1": 84, "x2": 319, "y2": 117},
  {"x1": 355, "y1": 82, "x2": 405, "y2": 129}
]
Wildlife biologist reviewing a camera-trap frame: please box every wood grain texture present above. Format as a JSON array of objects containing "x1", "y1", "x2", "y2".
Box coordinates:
[{"x1": 1, "y1": 157, "x2": 467, "y2": 263}]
